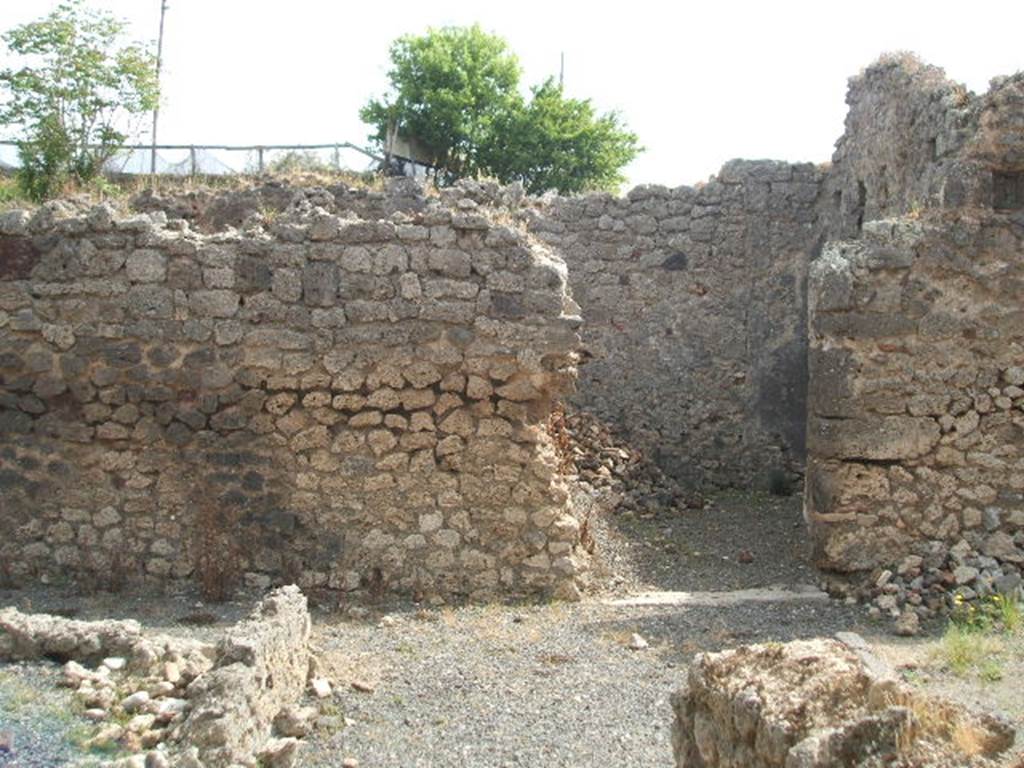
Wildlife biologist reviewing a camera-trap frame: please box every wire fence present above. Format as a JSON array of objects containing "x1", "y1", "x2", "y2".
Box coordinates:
[{"x1": 0, "y1": 141, "x2": 386, "y2": 177}]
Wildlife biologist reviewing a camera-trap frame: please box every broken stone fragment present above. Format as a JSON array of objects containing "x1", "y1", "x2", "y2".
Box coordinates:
[
  {"x1": 273, "y1": 705, "x2": 319, "y2": 738},
  {"x1": 893, "y1": 609, "x2": 920, "y2": 637},
  {"x1": 84, "y1": 723, "x2": 124, "y2": 750},
  {"x1": 628, "y1": 633, "x2": 649, "y2": 651},
  {"x1": 310, "y1": 676, "x2": 332, "y2": 698},
  {"x1": 258, "y1": 736, "x2": 302, "y2": 768},
  {"x1": 351, "y1": 679, "x2": 376, "y2": 693},
  {"x1": 673, "y1": 638, "x2": 1015, "y2": 768},
  {"x1": 121, "y1": 690, "x2": 151, "y2": 713}
]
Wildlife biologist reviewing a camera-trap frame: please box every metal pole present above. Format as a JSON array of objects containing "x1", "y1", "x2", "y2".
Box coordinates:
[
  {"x1": 189, "y1": 146, "x2": 196, "y2": 176},
  {"x1": 257, "y1": 147, "x2": 264, "y2": 174},
  {"x1": 150, "y1": 0, "x2": 169, "y2": 177},
  {"x1": 559, "y1": 52, "x2": 564, "y2": 88}
]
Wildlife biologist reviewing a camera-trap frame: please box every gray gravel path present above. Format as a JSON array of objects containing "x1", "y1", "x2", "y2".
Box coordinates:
[
  {"x1": 298, "y1": 490, "x2": 868, "y2": 767},
  {"x1": 586, "y1": 489, "x2": 819, "y2": 596},
  {"x1": 301, "y1": 597, "x2": 870, "y2": 768}
]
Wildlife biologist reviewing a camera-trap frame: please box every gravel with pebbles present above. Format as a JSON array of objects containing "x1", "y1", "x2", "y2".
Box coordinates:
[
  {"x1": 0, "y1": 662, "x2": 96, "y2": 768},
  {"x1": 1, "y1": 488, "x2": 866, "y2": 768},
  {"x1": 301, "y1": 597, "x2": 869, "y2": 768},
  {"x1": 298, "y1": 487, "x2": 870, "y2": 768}
]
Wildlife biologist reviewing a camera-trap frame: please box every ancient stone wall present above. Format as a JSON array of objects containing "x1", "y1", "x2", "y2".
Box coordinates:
[
  {"x1": 130, "y1": 166, "x2": 828, "y2": 492},
  {"x1": 806, "y1": 62, "x2": 1024, "y2": 588},
  {"x1": 0, "y1": 197, "x2": 584, "y2": 600},
  {"x1": 806, "y1": 215, "x2": 1024, "y2": 575},
  {"x1": 526, "y1": 161, "x2": 824, "y2": 489},
  {"x1": 821, "y1": 55, "x2": 1024, "y2": 239},
  {"x1": 176, "y1": 585, "x2": 311, "y2": 767}
]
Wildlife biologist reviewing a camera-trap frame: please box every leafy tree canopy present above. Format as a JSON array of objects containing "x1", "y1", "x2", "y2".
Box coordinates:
[
  {"x1": 0, "y1": 0, "x2": 158, "y2": 200},
  {"x1": 362, "y1": 25, "x2": 641, "y2": 194}
]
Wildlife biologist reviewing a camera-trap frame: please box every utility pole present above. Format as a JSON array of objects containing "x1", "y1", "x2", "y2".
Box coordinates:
[
  {"x1": 559, "y1": 52, "x2": 564, "y2": 89},
  {"x1": 150, "y1": 0, "x2": 169, "y2": 177}
]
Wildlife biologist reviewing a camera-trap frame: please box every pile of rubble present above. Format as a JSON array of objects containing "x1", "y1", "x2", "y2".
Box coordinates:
[
  {"x1": 673, "y1": 635, "x2": 1016, "y2": 767},
  {"x1": 558, "y1": 407, "x2": 703, "y2": 514},
  {"x1": 0, "y1": 586, "x2": 315, "y2": 768},
  {"x1": 827, "y1": 539, "x2": 1024, "y2": 635}
]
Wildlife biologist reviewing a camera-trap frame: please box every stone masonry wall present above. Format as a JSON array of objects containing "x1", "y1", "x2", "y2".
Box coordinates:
[
  {"x1": 131, "y1": 167, "x2": 828, "y2": 492},
  {"x1": 806, "y1": 60, "x2": 1024, "y2": 582},
  {"x1": 821, "y1": 54, "x2": 1024, "y2": 239},
  {"x1": 0, "y1": 196, "x2": 585, "y2": 600},
  {"x1": 526, "y1": 161, "x2": 824, "y2": 489},
  {"x1": 806, "y1": 215, "x2": 1024, "y2": 574}
]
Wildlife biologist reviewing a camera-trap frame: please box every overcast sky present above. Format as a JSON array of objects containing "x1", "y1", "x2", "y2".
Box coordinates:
[{"x1": 2, "y1": 0, "x2": 1022, "y2": 188}]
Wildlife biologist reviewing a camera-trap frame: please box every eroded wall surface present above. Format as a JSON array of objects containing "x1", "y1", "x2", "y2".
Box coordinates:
[
  {"x1": 806, "y1": 60, "x2": 1024, "y2": 577},
  {"x1": 806, "y1": 217, "x2": 1024, "y2": 572},
  {"x1": 524, "y1": 162, "x2": 824, "y2": 489},
  {"x1": 0, "y1": 199, "x2": 585, "y2": 599},
  {"x1": 822, "y1": 54, "x2": 1024, "y2": 237},
  {"x1": 131, "y1": 165, "x2": 829, "y2": 492}
]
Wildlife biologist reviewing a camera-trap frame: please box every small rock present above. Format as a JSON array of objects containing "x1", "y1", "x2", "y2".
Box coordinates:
[
  {"x1": 629, "y1": 633, "x2": 649, "y2": 651},
  {"x1": 121, "y1": 690, "x2": 151, "y2": 713},
  {"x1": 875, "y1": 594, "x2": 898, "y2": 612},
  {"x1": 953, "y1": 565, "x2": 979, "y2": 585},
  {"x1": 82, "y1": 686, "x2": 117, "y2": 710},
  {"x1": 274, "y1": 705, "x2": 319, "y2": 738},
  {"x1": 63, "y1": 660, "x2": 93, "y2": 686},
  {"x1": 145, "y1": 751, "x2": 170, "y2": 768},
  {"x1": 378, "y1": 615, "x2": 397, "y2": 628},
  {"x1": 126, "y1": 714, "x2": 156, "y2": 733},
  {"x1": 342, "y1": 759, "x2": 359, "y2": 768},
  {"x1": 84, "y1": 724, "x2": 124, "y2": 750},
  {"x1": 84, "y1": 708, "x2": 108, "y2": 721},
  {"x1": 163, "y1": 662, "x2": 181, "y2": 684},
  {"x1": 102, "y1": 656, "x2": 127, "y2": 671},
  {"x1": 995, "y1": 573, "x2": 1023, "y2": 596},
  {"x1": 258, "y1": 737, "x2": 301, "y2": 768},
  {"x1": 311, "y1": 677, "x2": 333, "y2": 698},
  {"x1": 875, "y1": 569, "x2": 893, "y2": 588},
  {"x1": 149, "y1": 681, "x2": 176, "y2": 698},
  {"x1": 894, "y1": 610, "x2": 920, "y2": 637},
  {"x1": 897, "y1": 555, "x2": 923, "y2": 575},
  {"x1": 141, "y1": 730, "x2": 163, "y2": 749},
  {"x1": 153, "y1": 698, "x2": 188, "y2": 723},
  {"x1": 737, "y1": 549, "x2": 754, "y2": 564},
  {"x1": 351, "y1": 679, "x2": 375, "y2": 693}
]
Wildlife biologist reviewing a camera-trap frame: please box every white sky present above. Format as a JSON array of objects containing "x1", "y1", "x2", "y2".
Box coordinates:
[{"x1": 2, "y1": 0, "x2": 1022, "y2": 188}]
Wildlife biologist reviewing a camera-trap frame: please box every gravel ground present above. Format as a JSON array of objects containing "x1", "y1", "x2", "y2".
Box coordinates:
[
  {"x1": 0, "y1": 662, "x2": 97, "y2": 768},
  {"x1": 301, "y1": 598, "x2": 870, "y2": 767},
  {"x1": 297, "y1": 490, "x2": 869, "y2": 768},
  {"x1": 584, "y1": 488, "x2": 819, "y2": 595},
  {"x1": 8, "y1": 489, "x2": 1015, "y2": 768}
]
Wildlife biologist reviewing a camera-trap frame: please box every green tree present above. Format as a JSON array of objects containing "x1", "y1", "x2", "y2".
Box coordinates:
[
  {"x1": 483, "y1": 79, "x2": 641, "y2": 195},
  {"x1": 361, "y1": 25, "x2": 521, "y2": 183},
  {"x1": 361, "y1": 25, "x2": 641, "y2": 193},
  {"x1": 0, "y1": 0, "x2": 158, "y2": 201}
]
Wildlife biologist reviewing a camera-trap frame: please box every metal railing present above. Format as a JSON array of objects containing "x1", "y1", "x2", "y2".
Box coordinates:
[{"x1": 0, "y1": 140, "x2": 384, "y2": 176}]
